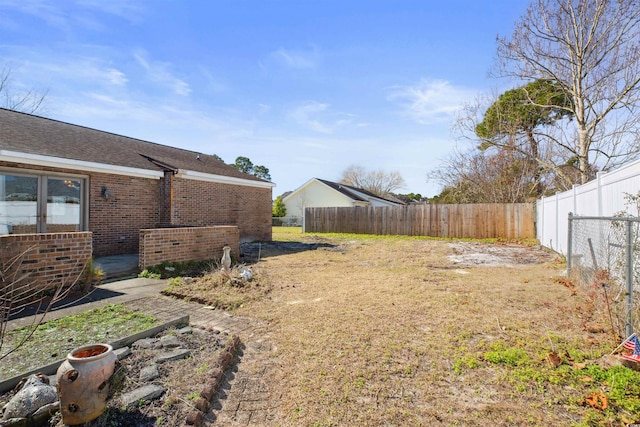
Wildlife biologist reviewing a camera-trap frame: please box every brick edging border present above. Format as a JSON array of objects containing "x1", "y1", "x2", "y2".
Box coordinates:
[{"x1": 183, "y1": 332, "x2": 242, "y2": 427}]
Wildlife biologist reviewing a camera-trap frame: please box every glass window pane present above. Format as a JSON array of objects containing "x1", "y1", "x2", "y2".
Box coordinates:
[
  {"x1": 0, "y1": 174, "x2": 38, "y2": 234},
  {"x1": 47, "y1": 178, "x2": 81, "y2": 232}
]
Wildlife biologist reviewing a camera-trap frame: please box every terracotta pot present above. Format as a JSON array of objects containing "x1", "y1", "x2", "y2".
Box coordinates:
[{"x1": 56, "y1": 343, "x2": 117, "y2": 425}]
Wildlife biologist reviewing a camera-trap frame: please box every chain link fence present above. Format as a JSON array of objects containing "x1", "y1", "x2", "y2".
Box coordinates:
[
  {"x1": 568, "y1": 214, "x2": 640, "y2": 338},
  {"x1": 272, "y1": 216, "x2": 302, "y2": 227}
]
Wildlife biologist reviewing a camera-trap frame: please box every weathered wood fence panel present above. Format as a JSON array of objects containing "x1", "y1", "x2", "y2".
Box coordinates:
[{"x1": 304, "y1": 204, "x2": 535, "y2": 239}]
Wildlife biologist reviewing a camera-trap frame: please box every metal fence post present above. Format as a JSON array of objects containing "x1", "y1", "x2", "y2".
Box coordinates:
[
  {"x1": 626, "y1": 218, "x2": 634, "y2": 337},
  {"x1": 567, "y1": 212, "x2": 573, "y2": 275}
]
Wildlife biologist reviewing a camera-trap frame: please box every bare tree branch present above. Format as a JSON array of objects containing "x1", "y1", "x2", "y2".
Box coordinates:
[
  {"x1": 0, "y1": 65, "x2": 48, "y2": 114},
  {"x1": 339, "y1": 165, "x2": 407, "y2": 197}
]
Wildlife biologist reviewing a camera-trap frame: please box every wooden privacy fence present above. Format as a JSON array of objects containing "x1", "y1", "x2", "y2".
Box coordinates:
[{"x1": 305, "y1": 203, "x2": 535, "y2": 239}]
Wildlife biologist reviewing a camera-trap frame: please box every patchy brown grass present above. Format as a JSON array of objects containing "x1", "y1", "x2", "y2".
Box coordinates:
[
  {"x1": 155, "y1": 228, "x2": 635, "y2": 425},
  {"x1": 227, "y1": 231, "x2": 619, "y2": 426}
]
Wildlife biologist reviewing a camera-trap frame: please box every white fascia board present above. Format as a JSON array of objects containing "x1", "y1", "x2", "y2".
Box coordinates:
[
  {"x1": 177, "y1": 169, "x2": 276, "y2": 189},
  {"x1": 0, "y1": 150, "x2": 163, "y2": 179},
  {"x1": 282, "y1": 178, "x2": 317, "y2": 201}
]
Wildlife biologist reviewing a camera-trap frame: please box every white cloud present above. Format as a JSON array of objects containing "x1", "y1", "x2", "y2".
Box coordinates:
[
  {"x1": 133, "y1": 50, "x2": 191, "y2": 96},
  {"x1": 35, "y1": 57, "x2": 127, "y2": 87},
  {"x1": 289, "y1": 101, "x2": 333, "y2": 134},
  {"x1": 272, "y1": 46, "x2": 320, "y2": 69},
  {"x1": 287, "y1": 102, "x2": 368, "y2": 134},
  {"x1": 388, "y1": 79, "x2": 475, "y2": 125}
]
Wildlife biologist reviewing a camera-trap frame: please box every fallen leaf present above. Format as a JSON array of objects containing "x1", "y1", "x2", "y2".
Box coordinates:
[
  {"x1": 584, "y1": 393, "x2": 608, "y2": 411},
  {"x1": 547, "y1": 351, "x2": 563, "y2": 368},
  {"x1": 580, "y1": 375, "x2": 594, "y2": 382},
  {"x1": 570, "y1": 361, "x2": 587, "y2": 369}
]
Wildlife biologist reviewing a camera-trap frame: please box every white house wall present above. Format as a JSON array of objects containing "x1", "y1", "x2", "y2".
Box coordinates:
[{"x1": 284, "y1": 181, "x2": 356, "y2": 219}]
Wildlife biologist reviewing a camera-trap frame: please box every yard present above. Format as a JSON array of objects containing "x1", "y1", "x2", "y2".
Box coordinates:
[
  {"x1": 215, "y1": 228, "x2": 635, "y2": 426},
  {"x1": 5, "y1": 228, "x2": 636, "y2": 426}
]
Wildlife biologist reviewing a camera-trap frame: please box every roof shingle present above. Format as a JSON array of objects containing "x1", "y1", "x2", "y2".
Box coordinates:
[{"x1": 0, "y1": 108, "x2": 268, "y2": 183}]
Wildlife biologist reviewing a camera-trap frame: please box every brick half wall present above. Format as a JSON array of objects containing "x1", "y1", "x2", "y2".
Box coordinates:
[
  {"x1": 139, "y1": 226, "x2": 239, "y2": 270},
  {"x1": 0, "y1": 232, "x2": 92, "y2": 296}
]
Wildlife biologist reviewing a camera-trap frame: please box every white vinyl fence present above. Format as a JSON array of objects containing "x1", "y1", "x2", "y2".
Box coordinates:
[{"x1": 537, "y1": 158, "x2": 640, "y2": 255}]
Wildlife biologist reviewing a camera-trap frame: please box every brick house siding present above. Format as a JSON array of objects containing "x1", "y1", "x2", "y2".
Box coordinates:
[
  {"x1": 1, "y1": 232, "x2": 92, "y2": 296},
  {"x1": 171, "y1": 177, "x2": 272, "y2": 242},
  {"x1": 89, "y1": 172, "x2": 160, "y2": 257},
  {"x1": 139, "y1": 226, "x2": 239, "y2": 270},
  {"x1": 0, "y1": 161, "x2": 272, "y2": 257}
]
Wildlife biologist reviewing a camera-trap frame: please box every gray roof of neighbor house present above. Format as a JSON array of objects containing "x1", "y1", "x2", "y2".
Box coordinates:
[
  {"x1": 315, "y1": 178, "x2": 405, "y2": 205},
  {"x1": 0, "y1": 108, "x2": 269, "y2": 183}
]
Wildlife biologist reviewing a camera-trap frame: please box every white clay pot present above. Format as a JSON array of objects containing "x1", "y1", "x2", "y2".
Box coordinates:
[{"x1": 56, "y1": 343, "x2": 117, "y2": 425}]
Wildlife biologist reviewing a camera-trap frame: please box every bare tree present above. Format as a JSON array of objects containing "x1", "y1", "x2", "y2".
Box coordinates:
[
  {"x1": 339, "y1": 165, "x2": 406, "y2": 196},
  {"x1": 0, "y1": 65, "x2": 48, "y2": 114},
  {"x1": 429, "y1": 143, "x2": 543, "y2": 203},
  {"x1": 495, "y1": 0, "x2": 640, "y2": 184}
]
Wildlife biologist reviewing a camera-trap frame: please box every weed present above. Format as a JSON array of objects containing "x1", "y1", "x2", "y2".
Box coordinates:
[
  {"x1": 140, "y1": 260, "x2": 213, "y2": 279},
  {"x1": 138, "y1": 269, "x2": 161, "y2": 279},
  {"x1": 167, "y1": 277, "x2": 183, "y2": 287},
  {"x1": 483, "y1": 342, "x2": 530, "y2": 366},
  {"x1": 452, "y1": 354, "x2": 481, "y2": 374}
]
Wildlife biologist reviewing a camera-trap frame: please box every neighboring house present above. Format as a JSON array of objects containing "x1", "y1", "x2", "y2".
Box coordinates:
[
  {"x1": 0, "y1": 108, "x2": 275, "y2": 257},
  {"x1": 281, "y1": 178, "x2": 405, "y2": 224}
]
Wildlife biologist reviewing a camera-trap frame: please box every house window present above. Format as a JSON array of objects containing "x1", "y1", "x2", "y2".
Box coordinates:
[{"x1": 0, "y1": 170, "x2": 86, "y2": 235}]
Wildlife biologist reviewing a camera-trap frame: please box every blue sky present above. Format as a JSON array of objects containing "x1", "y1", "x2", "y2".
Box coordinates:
[{"x1": 0, "y1": 0, "x2": 530, "y2": 197}]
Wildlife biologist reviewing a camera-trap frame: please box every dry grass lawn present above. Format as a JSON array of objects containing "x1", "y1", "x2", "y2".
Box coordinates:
[{"x1": 175, "y1": 228, "x2": 635, "y2": 426}]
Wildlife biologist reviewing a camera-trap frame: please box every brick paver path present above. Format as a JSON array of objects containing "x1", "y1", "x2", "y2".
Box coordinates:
[{"x1": 124, "y1": 295, "x2": 281, "y2": 425}]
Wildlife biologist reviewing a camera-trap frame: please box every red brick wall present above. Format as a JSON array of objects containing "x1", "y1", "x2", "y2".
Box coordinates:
[
  {"x1": 139, "y1": 226, "x2": 239, "y2": 269},
  {"x1": 0, "y1": 161, "x2": 271, "y2": 257},
  {"x1": 89, "y1": 172, "x2": 160, "y2": 257},
  {"x1": 171, "y1": 178, "x2": 272, "y2": 242},
  {"x1": 0, "y1": 232, "x2": 92, "y2": 295}
]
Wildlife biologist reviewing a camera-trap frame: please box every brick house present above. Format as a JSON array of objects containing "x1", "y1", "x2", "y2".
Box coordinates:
[{"x1": 0, "y1": 108, "x2": 274, "y2": 260}]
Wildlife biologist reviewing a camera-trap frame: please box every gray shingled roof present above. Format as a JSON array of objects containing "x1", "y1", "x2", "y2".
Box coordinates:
[
  {"x1": 0, "y1": 108, "x2": 268, "y2": 183},
  {"x1": 316, "y1": 178, "x2": 405, "y2": 205}
]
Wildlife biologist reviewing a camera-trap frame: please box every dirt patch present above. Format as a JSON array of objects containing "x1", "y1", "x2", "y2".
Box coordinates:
[{"x1": 447, "y1": 241, "x2": 560, "y2": 267}]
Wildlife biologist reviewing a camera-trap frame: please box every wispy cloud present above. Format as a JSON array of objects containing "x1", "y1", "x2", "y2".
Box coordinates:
[
  {"x1": 289, "y1": 101, "x2": 332, "y2": 133},
  {"x1": 76, "y1": 0, "x2": 144, "y2": 22},
  {"x1": 288, "y1": 101, "x2": 366, "y2": 134},
  {"x1": 388, "y1": 79, "x2": 474, "y2": 124},
  {"x1": 133, "y1": 50, "x2": 191, "y2": 96},
  {"x1": 0, "y1": 0, "x2": 144, "y2": 31},
  {"x1": 272, "y1": 45, "x2": 320, "y2": 69},
  {"x1": 34, "y1": 57, "x2": 128, "y2": 87}
]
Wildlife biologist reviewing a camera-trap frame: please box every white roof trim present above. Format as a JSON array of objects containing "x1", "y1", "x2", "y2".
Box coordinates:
[
  {"x1": 177, "y1": 170, "x2": 275, "y2": 188},
  {"x1": 0, "y1": 150, "x2": 276, "y2": 188},
  {"x1": 0, "y1": 149, "x2": 163, "y2": 179}
]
